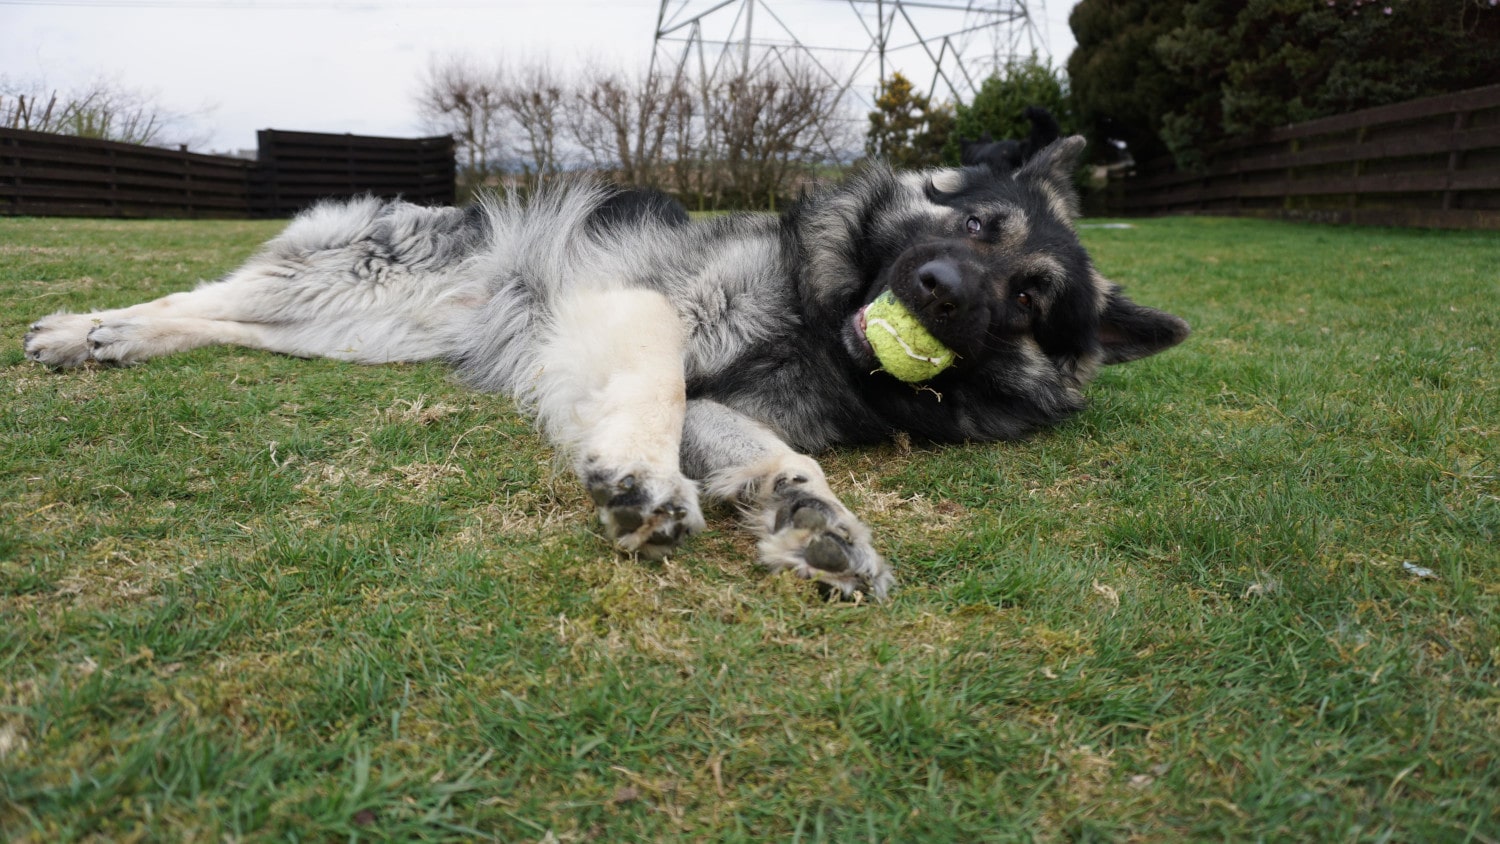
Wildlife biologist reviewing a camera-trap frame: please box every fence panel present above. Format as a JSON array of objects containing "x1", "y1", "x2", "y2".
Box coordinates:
[
  {"x1": 1106, "y1": 84, "x2": 1500, "y2": 229},
  {"x1": 251, "y1": 130, "x2": 455, "y2": 216},
  {"x1": 0, "y1": 128, "x2": 252, "y2": 218},
  {"x1": 0, "y1": 128, "x2": 456, "y2": 219}
]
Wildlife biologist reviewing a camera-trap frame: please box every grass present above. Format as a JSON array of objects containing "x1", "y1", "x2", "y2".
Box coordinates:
[{"x1": 1, "y1": 213, "x2": 1497, "y2": 841}]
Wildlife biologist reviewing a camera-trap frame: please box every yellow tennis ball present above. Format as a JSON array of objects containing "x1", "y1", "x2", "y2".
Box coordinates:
[{"x1": 863, "y1": 292, "x2": 955, "y2": 382}]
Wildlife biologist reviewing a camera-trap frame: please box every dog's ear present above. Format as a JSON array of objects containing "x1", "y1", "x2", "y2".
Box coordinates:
[
  {"x1": 1015, "y1": 135, "x2": 1086, "y2": 218},
  {"x1": 1019, "y1": 134, "x2": 1086, "y2": 181},
  {"x1": 1096, "y1": 282, "x2": 1191, "y2": 364}
]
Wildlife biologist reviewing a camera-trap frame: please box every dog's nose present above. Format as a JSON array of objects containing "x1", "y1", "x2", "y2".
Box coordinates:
[{"x1": 914, "y1": 259, "x2": 969, "y2": 319}]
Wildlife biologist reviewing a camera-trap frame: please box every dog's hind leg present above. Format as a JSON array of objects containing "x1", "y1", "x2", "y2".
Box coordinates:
[
  {"x1": 532, "y1": 287, "x2": 705, "y2": 558},
  {"x1": 22, "y1": 291, "x2": 252, "y2": 369},
  {"x1": 24, "y1": 282, "x2": 321, "y2": 367},
  {"x1": 25, "y1": 280, "x2": 453, "y2": 369},
  {"x1": 683, "y1": 400, "x2": 893, "y2": 601},
  {"x1": 25, "y1": 199, "x2": 479, "y2": 369}
]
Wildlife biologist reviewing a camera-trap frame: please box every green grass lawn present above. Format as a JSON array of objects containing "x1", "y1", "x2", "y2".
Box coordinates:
[{"x1": 2, "y1": 214, "x2": 1497, "y2": 841}]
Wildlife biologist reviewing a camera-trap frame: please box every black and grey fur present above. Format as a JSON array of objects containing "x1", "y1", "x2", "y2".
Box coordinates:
[
  {"x1": 23, "y1": 136, "x2": 1189, "y2": 600},
  {"x1": 960, "y1": 106, "x2": 1063, "y2": 175}
]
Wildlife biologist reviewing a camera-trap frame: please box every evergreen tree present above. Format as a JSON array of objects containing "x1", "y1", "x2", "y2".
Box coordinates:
[
  {"x1": 1067, "y1": 0, "x2": 1190, "y2": 164},
  {"x1": 866, "y1": 72, "x2": 955, "y2": 169},
  {"x1": 1162, "y1": 0, "x2": 1500, "y2": 163},
  {"x1": 1068, "y1": 0, "x2": 1499, "y2": 168},
  {"x1": 945, "y1": 56, "x2": 1074, "y2": 165}
]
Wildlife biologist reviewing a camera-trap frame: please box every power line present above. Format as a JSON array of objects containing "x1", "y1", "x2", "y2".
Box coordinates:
[
  {"x1": 651, "y1": 0, "x2": 1045, "y2": 108},
  {"x1": 0, "y1": 0, "x2": 656, "y2": 8}
]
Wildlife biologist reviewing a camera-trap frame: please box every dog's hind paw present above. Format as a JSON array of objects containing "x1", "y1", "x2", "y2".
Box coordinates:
[
  {"x1": 584, "y1": 464, "x2": 706, "y2": 559},
  {"x1": 755, "y1": 472, "x2": 893, "y2": 602},
  {"x1": 23, "y1": 312, "x2": 98, "y2": 369},
  {"x1": 85, "y1": 319, "x2": 160, "y2": 365}
]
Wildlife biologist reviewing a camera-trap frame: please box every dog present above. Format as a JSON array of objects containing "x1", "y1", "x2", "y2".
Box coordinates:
[
  {"x1": 23, "y1": 136, "x2": 1189, "y2": 600},
  {"x1": 960, "y1": 106, "x2": 1063, "y2": 174}
]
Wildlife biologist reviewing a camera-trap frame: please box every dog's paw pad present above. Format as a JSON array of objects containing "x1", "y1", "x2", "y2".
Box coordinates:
[
  {"x1": 804, "y1": 534, "x2": 853, "y2": 573},
  {"x1": 759, "y1": 486, "x2": 892, "y2": 601},
  {"x1": 23, "y1": 313, "x2": 98, "y2": 369},
  {"x1": 786, "y1": 499, "x2": 828, "y2": 530},
  {"x1": 588, "y1": 472, "x2": 642, "y2": 507},
  {"x1": 585, "y1": 467, "x2": 704, "y2": 559}
]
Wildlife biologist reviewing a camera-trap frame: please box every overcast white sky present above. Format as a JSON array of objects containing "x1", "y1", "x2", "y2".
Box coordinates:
[{"x1": 1, "y1": 0, "x2": 1079, "y2": 153}]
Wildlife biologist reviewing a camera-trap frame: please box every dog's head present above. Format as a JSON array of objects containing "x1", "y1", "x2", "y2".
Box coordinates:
[{"x1": 797, "y1": 136, "x2": 1190, "y2": 441}]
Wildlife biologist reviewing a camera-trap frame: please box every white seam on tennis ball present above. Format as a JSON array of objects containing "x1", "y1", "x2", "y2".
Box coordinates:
[{"x1": 866, "y1": 317, "x2": 953, "y2": 367}]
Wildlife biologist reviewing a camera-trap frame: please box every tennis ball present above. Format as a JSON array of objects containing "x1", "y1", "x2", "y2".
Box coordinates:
[{"x1": 862, "y1": 292, "x2": 955, "y2": 382}]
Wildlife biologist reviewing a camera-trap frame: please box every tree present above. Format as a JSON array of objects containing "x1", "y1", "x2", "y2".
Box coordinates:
[
  {"x1": 418, "y1": 51, "x2": 855, "y2": 211},
  {"x1": 1160, "y1": 0, "x2": 1500, "y2": 163},
  {"x1": 865, "y1": 72, "x2": 954, "y2": 169},
  {"x1": 1, "y1": 76, "x2": 206, "y2": 148},
  {"x1": 944, "y1": 56, "x2": 1073, "y2": 165},
  {"x1": 568, "y1": 66, "x2": 691, "y2": 190},
  {"x1": 1068, "y1": 0, "x2": 1500, "y2": 168},
  {"x1": 501, "y1": 63, "x2": 567, "y2": 183},
  {"x1": 702, "y1": 61, "x2": 850, "y2": 210},
  {"x1": 414, "y1": 56, "x2": 506, "y2": 196},
  {"x1": 1067, "y1": 0, "x2": 1190, "y2": 164}
]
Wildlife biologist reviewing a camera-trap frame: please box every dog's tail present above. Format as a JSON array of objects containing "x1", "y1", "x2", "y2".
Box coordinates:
[
  {"x1": 438, "y1": 180, "x2": 616, "y2": 396},
  {"x1": 1023, "y1": 106, "x2": 1062, "y2": 151}
]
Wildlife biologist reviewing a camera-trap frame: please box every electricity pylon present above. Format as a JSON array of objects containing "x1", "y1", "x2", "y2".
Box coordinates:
[{"x1": 649, "y1": 0, "x2": 1047, "y2": 133}]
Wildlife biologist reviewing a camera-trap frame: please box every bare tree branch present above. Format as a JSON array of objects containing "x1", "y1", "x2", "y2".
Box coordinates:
[
  {"x1": 1, "y1": 76, "x2": 210, "y2": 149},
  {"x1": 568, "y1": 65, "x2": 693, "y2": 189},
  {"x1": 413, "y1": 56, "x2": 507, "y2": 196},
  {"x1": 500, "y1": 62, "x2": 567, "y2": 184},
  {"x1": 415, "y1": 52, "x2": 855, "y2": 209}
]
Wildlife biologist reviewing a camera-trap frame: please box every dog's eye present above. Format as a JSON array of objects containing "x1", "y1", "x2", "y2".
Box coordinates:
[
  {"x1": 965, "y1": 216, "x2": 983, "y2": 235},
  {"x1": 1015, "y1": 291, "x2": 1032, "y2": 309}
]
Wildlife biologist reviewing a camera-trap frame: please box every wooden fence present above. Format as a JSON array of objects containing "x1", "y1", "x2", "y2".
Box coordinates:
[
  {"x1": 0, "y1": 128, "x2": 253, "y2": 218},
  {"x1": 251, "y1": 130, "x2": 455, "y2": 216},
  {"x1": 0, "y1": 128, "x2": 455, "y2": 218},
  {"x1": 1106, "y1": 84, "x2": 1500, "y2": 230}
]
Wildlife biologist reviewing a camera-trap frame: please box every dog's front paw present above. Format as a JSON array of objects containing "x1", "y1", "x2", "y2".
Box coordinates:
[
  {"x1": 756, "y1": 472, "x2": 893, "y2": 601},
  {"x1": 85, "y1": 319, "x2": 156, "y2": 365},
  {"x1": 23, "y1": 312, "x2": 99, "y2": 369},
  {"x1": 584, "y1": 463, "x2": 706, "y2": 559}
]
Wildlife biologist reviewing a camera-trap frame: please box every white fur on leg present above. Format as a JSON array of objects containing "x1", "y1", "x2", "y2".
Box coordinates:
[
  {"x1": 533, "y1": 287, "x2": 705, "y2": 554},
  {"x1": 25, "y1": 294, "x2": 255, "y2": 368},
  {"x1": 533, "y1": 288, "x2": 687, "y2": 468},
  {"x1": 86, "y1": 317, "x2": 274, "y2": 365},
  {"x1": 25, "y1": 288, "x2": 251, "y2": 367}
]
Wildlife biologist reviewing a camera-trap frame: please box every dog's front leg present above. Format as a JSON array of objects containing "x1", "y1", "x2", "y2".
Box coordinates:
[
  {"x1": 683, "y1": 400, "x2": 893, "y2": 601},
  {"x1": 533, "y1": 287, "x2": 705, "y2": 558}
]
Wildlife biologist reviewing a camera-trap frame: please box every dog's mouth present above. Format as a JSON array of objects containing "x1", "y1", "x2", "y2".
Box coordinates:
[
  {"x1": 845, "y1": 292, "x2": 955, "y2": 375},
  {"x1": 842, "y1": 298, "x2": 880, "y2": 370},
  {"x1": 854, "y1": 303, "x2": 875, "y2": 354}
]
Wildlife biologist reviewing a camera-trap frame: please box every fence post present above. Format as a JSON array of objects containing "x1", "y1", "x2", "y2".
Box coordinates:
[
  {"x1": 1, "y1": 133, "x2": 16, "y2": 215},
  {"x1": 345, "y1": 133, "x2": 355, "y2": 195},
  {"x1": 1350, "y1": 125, "x2": 1366, "y2": 222},
  {"x1": 1233, "y1": 143, "x2": 1244, "y2": 214},
  {"x1": 1443, "y1": 109, "x2": 1467, "y2": 212},
  {"x1": 1283, "y1": 136, "x2": 1297, "y2": 213},
  {"x1": 184, "y1": 150, "x2": 194, "y2": 218},
  {"x1": 108, "y1": 146, "x2": 119, "y2": 215}
]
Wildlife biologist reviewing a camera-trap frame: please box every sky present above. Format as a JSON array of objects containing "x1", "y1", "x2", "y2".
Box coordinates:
[{"x1": 1, "y1": 0, "x2": 1079, "y2": 154}]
